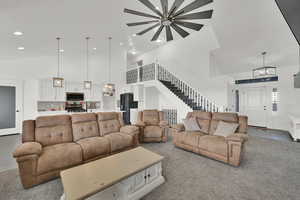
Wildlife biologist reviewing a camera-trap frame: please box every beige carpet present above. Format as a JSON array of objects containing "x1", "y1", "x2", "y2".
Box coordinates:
[{"x1": 1, "y1": 128, "x2": 299, "y2": 200}]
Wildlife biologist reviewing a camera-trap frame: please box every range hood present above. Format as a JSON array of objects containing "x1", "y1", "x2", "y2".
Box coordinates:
[{"x1": 275, "y1": 0, "x2": 300, "y2": 88}]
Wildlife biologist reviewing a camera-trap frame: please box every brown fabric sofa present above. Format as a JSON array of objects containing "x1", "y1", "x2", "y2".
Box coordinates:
[
  {"x1": 172, "y1": 111, "x2": 248, "y2": 166},
  {"x1": 135, "y1": 110, "x2": 169, "y2": 143},
  {"x1": 13, "y1": 112, "x2": 139, "y2": 189}
]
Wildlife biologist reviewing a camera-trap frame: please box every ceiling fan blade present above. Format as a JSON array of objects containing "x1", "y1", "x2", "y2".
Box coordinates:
[
  {"x1": 151, "y1": 25, "x2": 164, "y2": 41},
  {"x1": 124, "y1": 8, "x2": 160, "y2": 19},
  {"x1": 170, "y1": 23, "x2": 190, "y2": 38},
  {"x1": 138, "y1": 0, "x2": 163, "y2": 17},
  {"x1": 137, "y1": 23, "x2": 161, "y2": 35},
  {"x1": 160, "y1": 0, "x2": 168, "y2": 17},
  {"x1": 166, "y1": 26, "x2": 174, "y2": 41},
  {"x1": 127, "y1": 20, "x2": 159, "y2": 26},
  {"x1": 176, "y1": 10, "x2": 213, "y2": 20},
  {"x1": 174, "y1": 21, "x2": 204, "y2": 31},
  {"x1": 168, "y1": 0, "x2": 184, "y2": 17},
  {"x1": 173, "y1": 0, "x2": 213, "y2": 17}
]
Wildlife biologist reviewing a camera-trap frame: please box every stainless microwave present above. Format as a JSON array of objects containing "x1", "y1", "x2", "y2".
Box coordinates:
[{"x1": 66, "y1": 93, "x2": 84, "y2": 101}]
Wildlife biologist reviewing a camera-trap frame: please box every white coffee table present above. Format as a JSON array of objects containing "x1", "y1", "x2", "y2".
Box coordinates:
[{"x1": 60, "y1": 147, "x2": 165, "y2": 200}]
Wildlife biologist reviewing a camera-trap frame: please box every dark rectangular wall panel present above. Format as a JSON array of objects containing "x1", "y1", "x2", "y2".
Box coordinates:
[{"x1": 0, "y1": 86, "x2": 16, "y2": 129}]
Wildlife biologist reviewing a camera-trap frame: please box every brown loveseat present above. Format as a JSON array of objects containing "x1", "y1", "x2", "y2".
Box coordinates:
[
  {"x1": 13, "y1": 112, "x2": 139, "y2": 189},
  {"x1": 135, "y1": 110, "x2": 169, "y2": 143},
  {"x1": 172, "y1": 112, "x2": 248, "y2": 166}
]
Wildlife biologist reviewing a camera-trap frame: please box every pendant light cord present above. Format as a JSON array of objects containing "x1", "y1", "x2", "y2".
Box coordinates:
[
  {"x1": 86, "y1": 37, "x2": 90, "y2": 81},
  {"x1": 262, "y1": 51, "x2": 266, "y2": 67},
  {"x1": 108, "y1": 37, "x2": 112, "y2": 82},
  {"x1": 57, "y1": 37, "x2": 60, "y2": 77}
]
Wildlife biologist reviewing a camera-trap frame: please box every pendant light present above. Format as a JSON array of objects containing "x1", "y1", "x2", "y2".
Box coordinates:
[
  {"x1": 84, "y1": 37, "x2": 92, "y2": 89},
  {"x1": 253, "y1": 52, "x2": 277, "y2": 78},
  {"x1": 53, "y1": 37, "x2": 64, "y2": 88},
  {"x1": 103, "y1": 37, "x2": 116, "y2": 96}
]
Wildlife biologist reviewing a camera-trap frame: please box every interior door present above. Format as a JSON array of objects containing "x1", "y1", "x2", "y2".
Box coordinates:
[
  {"x1": 0, "y1": 81, "x2": 22, "y2": 136},
  {"x1": 239, "y1": 86, "x2": 267, "y2": 127}
]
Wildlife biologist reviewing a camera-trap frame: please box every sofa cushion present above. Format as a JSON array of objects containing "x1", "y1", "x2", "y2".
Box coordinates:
[
  {"x1": 144, "y1": 126, "x2": 163, "y2": 138},
  {"x1": 183, "y1": 118, "x2": 201, "y2": 131},
  {"x1": 196, "y1": 119, "x2": 210, "y2": 134},
  {"x1": 37, "y1": 143, "x2": 82, "y2": 175},
  {"x1": 76, "y1": 137, "x2": 110, "y2": 161},
  {"x1": 35, "y1": 115, "x2": 71, "y2": 128},
  {"x1": 187, "y1": 111, "x2": 212, "y2": 120},
  {"x1": 214, "y1": 121, "x2": 239, "y2": 137},
  {"x1": 104, "y1": 133, "x2": 133, "y2": 152},
  {"x1": 143, "y1": 110, "x2": 159, "y2": 125},
  {"x1": 177, "y1": 131, "x2": 206, "y2": 146},
  {"x1": 71, "y1": 113, "x2": 97, "y2": 123},
  {"x1": 97, "y1": 112, "x2": 119, "y2": 121},
  {"x1": 98, "y1": 120, "x2": 121, "y2": 136},
  {"x1": 212, "y1": 113, "x2": 238, "y2": 123},
  {"x1": 35, "y1": 115, "x2": 73, "y2": 147},
  {"x1": 198, "y1": 135, "x2": 228, "y2": 157}
]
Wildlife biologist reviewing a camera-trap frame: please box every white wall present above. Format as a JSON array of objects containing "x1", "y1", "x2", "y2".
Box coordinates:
[
  {"x1": 130, "y1": 26, "x2": 230, "y2": 108},
  {"x1": 144, "y1": 87, "x2": 159, "y2": 109},
  {"x1": 0, "y1": 48, "x2": 127, "y2": 123},
  {"x1": 23, "y1": 80, "x2": 39, "y2": 120},
  {"x1": 228, "y1": 65, "x2": 300, "y2": 131}
]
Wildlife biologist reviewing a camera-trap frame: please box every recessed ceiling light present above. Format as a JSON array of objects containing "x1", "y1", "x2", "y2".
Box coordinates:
[
  {"x1": 59, "y1": 49, "x2": 64, "y2": 52},
  {"x1": 93, "y1": 47, "x2": 97, "y2": 50},
  {"x1": 17, "y1": 46, "x2": 25, "y2": 50},
  {"x1": 132, "y1": 34, "x2": 137, "y2": 37},
  {"x1": 131, "y1": 50, "x2": 137, "y2": 55},
  {"x1": 13, "y1": 31, "x2": 23, "y2": 36}
]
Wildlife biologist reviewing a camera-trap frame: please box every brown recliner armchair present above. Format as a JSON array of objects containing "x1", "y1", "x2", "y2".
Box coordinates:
[{"x1": 135, "y1": 110, "x2": 169, "y2": 143}]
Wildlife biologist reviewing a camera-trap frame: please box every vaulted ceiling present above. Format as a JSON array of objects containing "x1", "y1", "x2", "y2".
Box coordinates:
[
  {"x1": 210, "y1": 0, "x2": 299, "y2": 74},
  {"x1": 0, "y1": 0, "x2": 298, "y2": 79}
]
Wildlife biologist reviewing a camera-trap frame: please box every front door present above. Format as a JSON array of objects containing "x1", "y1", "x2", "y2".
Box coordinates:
[
  {"x1": 0, "y1": 81, "x2": 22, "y2": 136},
  {"x1": 239, "y1": 86, "x2": 268, "y2": 127}
]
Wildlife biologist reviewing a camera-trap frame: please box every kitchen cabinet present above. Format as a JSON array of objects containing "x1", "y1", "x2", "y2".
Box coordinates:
[
  {"x1": 39, "y1": 79, "x2": 102, "y2": 102},
  {"x1": 39, "y1": 79, "x2": 65, "y2": 101}
]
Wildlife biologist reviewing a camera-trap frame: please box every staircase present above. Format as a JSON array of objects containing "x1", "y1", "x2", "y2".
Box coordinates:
[
  {"x1": 160, "y1": 80, "x2": 203, "y2": 110},
  {"x1": 126, "y1": 63, "x2": 228, "y2": 112}
]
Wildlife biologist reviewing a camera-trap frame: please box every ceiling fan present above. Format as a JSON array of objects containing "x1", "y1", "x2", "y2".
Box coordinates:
[{"x1": 124, "y1": 0, "x2": 214, "y2": 42}]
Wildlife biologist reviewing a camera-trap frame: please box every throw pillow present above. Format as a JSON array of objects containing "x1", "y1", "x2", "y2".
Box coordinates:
[
  {"x1": 214, "y1": 121, "x2": 239, "y2": 137},
  {"x1": 182, "y1": 118, "x2": 201, "y2": 131}
]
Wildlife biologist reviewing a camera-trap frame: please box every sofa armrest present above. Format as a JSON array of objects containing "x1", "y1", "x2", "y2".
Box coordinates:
[
  {"x1": 120, "y1": 125, "x2": 139, "y2": 135},
  {"x1": 134, "y1": 121, "x2": 146, "y2": 127},
  {"x1": 13, "y1": 142, "x2": 42, "y2": 158},
  {"x1": 159, "y1": 120, "x2": 169, "y2": 127},
  {"x1": 120, "y1": 125, "x2": 140, "y2": 146},
  {"x1": 226, "y1": 133, "x2": 249, "y2": 143},
  {"x1": 171, "y1": 124, "x2": 185, "y2": 132}
]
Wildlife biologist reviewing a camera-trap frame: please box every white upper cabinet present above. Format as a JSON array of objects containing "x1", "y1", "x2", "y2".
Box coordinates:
[
  {"x1": 39, "y1": 79, "x2": 65, "y2": 101},
  {"x1": 38, "y1": 79, "x2": 102, "y2": 102}
]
